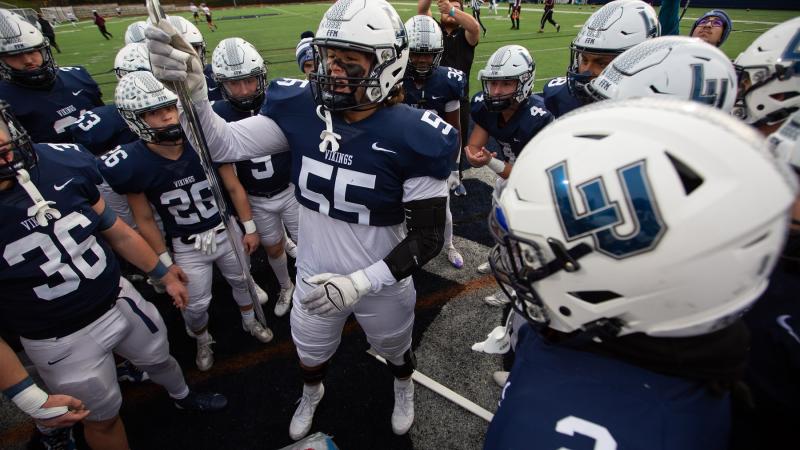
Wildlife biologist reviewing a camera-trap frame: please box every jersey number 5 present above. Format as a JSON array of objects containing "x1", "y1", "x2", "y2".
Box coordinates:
[{"x1": 299, "y1": 156, "x2": 376, "y2": 225}]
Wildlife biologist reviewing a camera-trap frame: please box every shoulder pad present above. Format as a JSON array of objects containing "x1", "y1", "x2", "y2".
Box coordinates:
[
  {"x1": 260, "y1": 78, "x2": 312, "y2": 118},
  {"x1": 543, "y1": 77, "x2": 568, "y2": 95},
  {"x1": 35, "y1": 142, "x2": 102, "y2": 184},
  {"x1": 402, "y1": 106, "x2": 459, "y2": 163},
  {"x1": 97, "y1": 142, "x2": 143, "y2": 194}
]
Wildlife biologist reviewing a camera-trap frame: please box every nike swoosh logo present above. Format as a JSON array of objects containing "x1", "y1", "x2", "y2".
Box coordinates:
[
  {"x1": 47, "y1": 354, "x2": 71, "y2": 365},
  {"x1": 208, "y1": 87, "x2": 218, "y2": 91},
  {"x1": 54, "y1": 178, "x2": 74, "y2": 191},
  {"x1": 777, "y1": 315, "x2": 800, "y2": 344},
  {"x1": 371, "y1": 143, "x2": 396, "y2": 154},
  {"x1": 72, "y1": 90, "x2": 83, "y2": 96},
  {"x1": 431, "y1": 95, "x2": 442, "y2": 100}
]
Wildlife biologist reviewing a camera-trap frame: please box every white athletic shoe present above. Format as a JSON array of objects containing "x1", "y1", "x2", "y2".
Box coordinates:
[
  {"x1": 196, "y1": 333, "x2": 215, "y2": 371},
  {"x1": 391, "y1": 378, "x2": 415, "y2": 435},
  {"x1": 255, "y1": 284, "x2": 269, "y2": 305},
  {"x1": 289, "y1": 383, "x2": 324, "y2": 441},
  {"x1": 285, "y1": 238, "x2": 297, "y2": 259},
  {"x1": 447, "y1": 245, "x2": 464, "y2": 269},
  {"x1": 243, "y1": 319, "x2": 273, "y2": 343},
  {"x1": 484, "y1": 291, "x2": 511, "y2": 306},
  {"x1": 493, "y1": 371, "x2": 509, "y2": 387},
  {"x1": 477, "y1": 261, "x2": 491, "y2": 274},
  {"x1": 274, "y1": 283, "x2": 294, "y2": 317}
]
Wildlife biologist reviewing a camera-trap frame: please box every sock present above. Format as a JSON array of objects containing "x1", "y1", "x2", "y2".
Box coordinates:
[
  {"x1": 241, "y1": 309, "x2": 255, "y2": 325},
  {"x1": 444, "y1": 196, "x2": 454, "y2": 249},
  {"x1": 268, "y1": 252, "x2": 292, "y2": 289},
  {"x1": 395, "y1": 377, "x2": 412, "y2": 388}
]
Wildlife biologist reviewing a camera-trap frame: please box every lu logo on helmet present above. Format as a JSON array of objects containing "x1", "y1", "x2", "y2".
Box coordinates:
[
  {"x1": 547, "y1": 160, "x2": 666, "y2": 259},
  {"x1": 690, "y1": 64, "x2": 729, "y2": 109}
]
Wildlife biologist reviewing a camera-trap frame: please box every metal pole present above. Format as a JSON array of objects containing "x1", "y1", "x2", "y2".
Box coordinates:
[{"x1": 146, "y1": 0, "x2": 269, "y2": 331}]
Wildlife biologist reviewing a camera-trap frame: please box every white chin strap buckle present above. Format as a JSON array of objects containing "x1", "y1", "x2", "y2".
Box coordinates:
[
  {"x1": 17, "y1": 169, "x2": 61, "y2": 227},
  {"x1": 316, "y1": 105, "x2": 341, "y2": 153}
]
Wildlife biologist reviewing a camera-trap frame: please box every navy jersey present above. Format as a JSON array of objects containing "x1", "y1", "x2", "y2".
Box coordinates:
[
  {"x1": 0, "y1": 143, "x2": 121, "y2": 338},
  {"x1": 205, "y1": 64, "x2": 223, "y2": 102},
  {"x1": 260, "y1": 78, "x2": 457, "y2": 227},
  {"x1": 99, "y1": 140, "x2": 222, "y2": 238},
  {"x1": 470, "y1": 92, "x2": 553, "y2": 163},
  {"x1": 543, "y1": 76, "x2": 585, "y2": 118},
  {"x1": 402, "y1": 66, "x2": 465, "y2": 117},
  {"x1": 213, "y1": 99, "x2": 292, "y2": 197},
  {"x1": 485, "y1": 325, "x2": 731, "y2": 450},
  {"x1": 67, "y1": 104, "x2": 138, "y2": 156},
  {"x1": 0, "y1": 66, "x2": 103, "y2": 143}
]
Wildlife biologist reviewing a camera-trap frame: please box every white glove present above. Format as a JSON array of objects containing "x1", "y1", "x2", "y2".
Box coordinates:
[
  {"x1": 145, "y1": 21, "x2": 207, "y2": 103},
  {"x1": 190, "y1": 228, "x2": 218, "y2": 255},
  {"x1": 300, "y1": 270, "x2": 372, "y2": 315},
  {"x1": 447, "y1": 170, "x2": 460, "y2": 190}
]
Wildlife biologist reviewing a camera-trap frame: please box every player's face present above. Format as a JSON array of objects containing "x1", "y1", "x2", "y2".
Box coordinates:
[
  {"x1": 223, "y1": 76, "x2": 259, "y2": 99},
  {"x1": 692, "y1": 16, "x2": 725, "y2": 46},
  {"x1": 577, "y1": 52, "x2": 615, "y2": 77},
  {"x1": 0, "y1": 126, "x2": 14, "y2": 190},
  {"x1": 302, "y1": 60, "x2": 314, "y2": 76},
  {"x1": 1, "y1": 49, "x2": 43, "y2": 71},
  {"x1": 487, "y1": 79, "x2": 518, "y2": 97},
  {"x1": 141, "y1": 105, "x2": 179, "y2": 128},
  {"x1": 410, "y1": 52, "x2": 435, "y2": 73},
  {"x1": 326, "y1": 48, "x2": 373, "y2": 96}
]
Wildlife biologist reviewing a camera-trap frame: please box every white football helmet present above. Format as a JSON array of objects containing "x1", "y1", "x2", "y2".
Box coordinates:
[
  {"x1": 211, "y1": 38, "x2": 267, "y2": 111},
  {"x1": 405, "y1": 15, "x2": 443, "y2": 80},
  {"x1": 124, "y1": 21, "x2": 147, "y2": 44},
  {"x1": 149, "y1": 15, "x2": 206, "y2": 63},
  {"x1": 767, "y1": 110, "x2": 800, "y2": 171},
  {"x1": 568, "y1": 0, "x2": 659, "y2": 102},
  {"x1": 478, "y1": 45, "x2": 535, "y2": 112},
  {"x1": 115, "y1": 71, "x2": 182, "y2": 144},
  {"x1": 114, "y1": 43, "x2": 151, "y2": 80},
  {"x1": 733, "y1": 17, "x2": 800, "y2": 128},
  {"x1": 489, "y1": 98, "x2": 797, "y2": 339},
  {"x1": 0, "y1": 8, "x2": 57, "y2": 88},
  {"x1": 586, "y1": 36, "x2": 737, "y2": 112},
  {"x1": 311, "y1": 0, "x2": 409, "y2": 111},
  {"x1": 0, "y1": 99, "x2": 36, "y2": 181}
]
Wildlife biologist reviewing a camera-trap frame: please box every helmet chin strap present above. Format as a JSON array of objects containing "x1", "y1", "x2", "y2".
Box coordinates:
[
  {"x1": 316, "y1": 105, "x2": 341, "y2": 152},
  {"x1": 16, "y1": 169, "x2": 61, "y2": 227}
]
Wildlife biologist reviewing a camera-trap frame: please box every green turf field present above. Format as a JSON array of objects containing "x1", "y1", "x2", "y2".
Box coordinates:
[{"x1": 48, "y1": 1, "x2": 799, "y2": 101}]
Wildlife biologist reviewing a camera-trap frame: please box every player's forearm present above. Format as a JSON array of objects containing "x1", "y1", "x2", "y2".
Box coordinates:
[
  {"x1": 178, "y1": 100, "x2": 289, "y2": 163},
  {"x1": 455, "y1": 8, "x2": 481, "y2": 37},
  {"x1": 418, "y1": 0, "x2": 433, "y2": 15},
  {"x1": 103, "y1": 220, "x2": 161, "y2": 274},
  {"x1": 0, "y1": 339, "x2": 28, "y2": 390}
]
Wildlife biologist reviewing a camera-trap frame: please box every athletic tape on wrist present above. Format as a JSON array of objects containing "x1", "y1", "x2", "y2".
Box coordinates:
[
  {"x1": 158, "y1": 252, "x2": 173, "y2": 267},
  {"x1": 5, "y1": 378, "x2": 68, "y2": 420},
  {"x1": 487, "y1": 157, "x2": 505, "y2": 174},
  {"x1": 242, "y1": 220, "x2": 257, "y2": 235}
]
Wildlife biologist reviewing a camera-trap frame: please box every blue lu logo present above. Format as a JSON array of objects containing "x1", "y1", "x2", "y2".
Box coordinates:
[
  {"x1": 547, "y1": 160, "x2": 666, "y2": 259},
  {"x1": 690, "y1": 64, "x2": 729, "y2": 109}
]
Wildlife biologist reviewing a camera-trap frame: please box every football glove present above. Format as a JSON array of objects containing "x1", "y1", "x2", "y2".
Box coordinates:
[
  {"x1": 190, "y1": 228, "x2": 218, "y2": 255},
  {"x1": 300, "y1": 270, "x2": 372, "y2": 315},
  {"x1": 145, "y1": 21, "x2": 207, "y2": 103}
]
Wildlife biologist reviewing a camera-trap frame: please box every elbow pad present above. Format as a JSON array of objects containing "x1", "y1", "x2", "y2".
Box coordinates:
[{"x1": 384, "y1": 196, "x2": 447, "y2": 280}]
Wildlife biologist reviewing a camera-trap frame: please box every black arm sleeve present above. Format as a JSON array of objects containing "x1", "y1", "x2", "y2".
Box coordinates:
[{"x1": 383, "y1": 196, "x2": 448, "y2": 281}]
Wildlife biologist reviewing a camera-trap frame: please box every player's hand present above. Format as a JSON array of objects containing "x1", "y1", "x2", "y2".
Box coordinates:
[
  {"x1": 145, "y1": 20, "x2": 208, "y2": 103},
  {"x1": 438, "y1": 0, "x2": 453, "y2": 15},
  {"x1": 447, "y1": 170, "x2": 460, "y2": 190},
  {"x1": 161, "y1": 265, "x2": 189, "y2": 310},
  {"x1": 465, "y1": 145, "x2": 496, "y2": 167},
  {"x1": 36, "y1": 395, "x2": 89, "y2": 428},
  {"x1": 191, "y1": 228, "x2": 218, "y2": 255},
  {"x1": 242, "y1": 233, "x2": 259, "y2": 255},
  {"x1": 300, "y1": 270, "x2": 372, "y2": 315}
]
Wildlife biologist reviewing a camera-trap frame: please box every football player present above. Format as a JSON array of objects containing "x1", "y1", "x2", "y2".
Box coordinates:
[
  {"x1": 211, "y1": 37, "x2": 298, "y2": 317},
  {"x1": 403, "y1": 15, "x2": 466, "y2": 269},
  {"x1": 0, "y1": 9, "x2": 104, "y2": 143},
  {"x1": 484, "y1": 98, "x2": 797, "y2": 450},
  {"x1": 689, "y1": 10, "x2": 732, "y2": 48},
  {"x1": 146, "y1": 0, "x2": 456, "y2": 439},
  {"x1": 296, "y1": 33, "x2": 314, "y2": 77},
  {"x1": 0, "y1": 101, "x2": 228, "y2": 450},
  {"x1": 100, "y1": 71, "x2": 273, "y2": 372},
  {"x1": 585, "y1": 36, "x2": 737, "y2": 112},
  {"x1": 542, "y1": 0, "x2": 659, "y2": 118}
]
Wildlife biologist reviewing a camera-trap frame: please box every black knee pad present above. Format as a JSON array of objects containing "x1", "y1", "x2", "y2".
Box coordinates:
[
  {"x1": 387, "y1": 349, "x2": 416, "y2": 379},
  {"x1": 301, "y1": 360, "x2": 329, "y2": 384}
]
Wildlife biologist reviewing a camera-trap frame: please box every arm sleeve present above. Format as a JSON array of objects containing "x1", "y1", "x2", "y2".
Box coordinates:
[
  {"x1": 178, "y1": 100, "x2": 290, "y2": 163},
  {"x1": 658, "y1": 0, "x2": 681, "y2": 36}
]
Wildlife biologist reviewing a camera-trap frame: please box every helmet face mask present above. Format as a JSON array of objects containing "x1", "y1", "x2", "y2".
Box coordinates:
[
  {"x1": 310, "y1": 0, "x2": 409, "y2": 112},
  {"x1": 405, "y1": 15, "x2": 443, "y2": 80},
  {"x1": 0, "y1": 100, "x2": 36, "y2": 181},
  {"x1": 211, "y1": 38, "x2": 267, "y2": 112},
  {"x1": 479, "y1": 45, "x2": 535, "y2": 112},
  {"x1": 0, "y1": 10, "x2": 58, "y2": 89},
  {"x1": 115, "y1": 71, "x2": 183, "y2": 144}
]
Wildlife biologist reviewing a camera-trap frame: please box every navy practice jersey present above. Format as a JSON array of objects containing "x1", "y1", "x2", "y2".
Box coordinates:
[
  {"x1": 99, "y1": 140, "x2": 222, "y2": 238},
  {"x1": 543, "y1": 76, "x2": 585, "y2": 118},
  {"x1": 205, "y1": 64, "x2": 223, "y2": 102},
  {"x1": 260, "y1": 78, "x2": 457, "y2": 227},
  {"x1": 485, "y1": 325, "x2": 731, "y2": 450},
  {"x1": 470, "y1": 92, "x2": 553, "y2": 163},
  {"x1": 0, "y1": 143, "x2": 121, "y2": 338},
  {"x1": 67, "y1": 104, "x2": 138, "y2": 156},
  {"x1": 0, "y1": 66, "x2": 103, "y2": 143},
  {"x1": 402, "y1": 66, "x2": 466, "y2": 117},
  {"x1": 213, "y1": 99, "x2": 293, "y2": 197}
]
